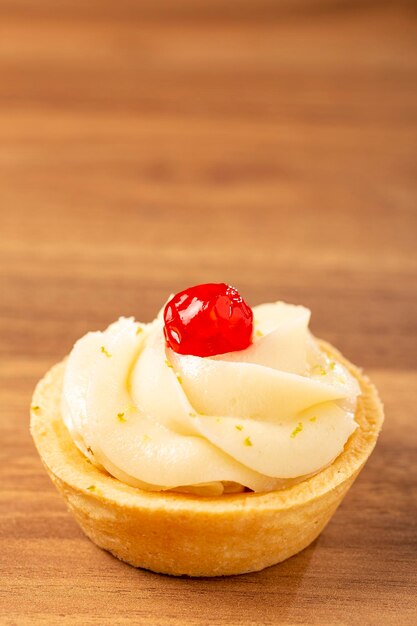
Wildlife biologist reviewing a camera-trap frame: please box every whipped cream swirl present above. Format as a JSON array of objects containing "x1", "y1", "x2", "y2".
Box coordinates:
[{"x1": 61, "y1": 302, "x2": 360, "y2": 495}]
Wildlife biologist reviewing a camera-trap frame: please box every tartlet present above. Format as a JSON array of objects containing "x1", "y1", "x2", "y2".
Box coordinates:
[{"x1": 31, "y1": 317, "x2": 383, "y2": 577}]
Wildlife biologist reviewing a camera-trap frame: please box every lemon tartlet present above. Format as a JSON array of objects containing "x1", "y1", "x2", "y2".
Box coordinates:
[{"x1": 31, "y1": 284, "x2": 384, "y2": 576}]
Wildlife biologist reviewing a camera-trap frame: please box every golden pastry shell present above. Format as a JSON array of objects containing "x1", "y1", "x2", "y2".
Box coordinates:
[{"x1": 30, "y1": 340, "x2": 384, "y2": 577}]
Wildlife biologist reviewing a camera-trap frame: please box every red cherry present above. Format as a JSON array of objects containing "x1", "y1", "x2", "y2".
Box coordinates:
[{"x1": 163, "y1": 283, "x2": 253, "y2": 357}]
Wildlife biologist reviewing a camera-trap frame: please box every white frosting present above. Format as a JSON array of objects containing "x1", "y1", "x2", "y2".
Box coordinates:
[{"x1": 61, "y1": 302, "x2": 360, "y2": 495}]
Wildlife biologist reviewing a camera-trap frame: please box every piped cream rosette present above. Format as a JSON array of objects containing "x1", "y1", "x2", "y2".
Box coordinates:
[{"x1": 61, "y1": 302, "x2": 360, "y2": 496}]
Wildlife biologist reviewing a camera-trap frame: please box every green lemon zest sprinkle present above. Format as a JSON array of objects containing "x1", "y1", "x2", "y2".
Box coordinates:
[
  {"x1": 244, "y1": 436, "x2": 253, "y2": 446},
  {"x1": 189, "y1": 412, "x2": 197, "y2": 418},
  {"x1": 165, "y1": 359, "x2": 173, "y2": 368},
  {"x1": 136, "y1": 326, "x2": 143, "y2": 335},
  {"x1": 176, "y1": 374, "x2": 182, "y2": 384},
  {"x1": 337, "y1": 375, "x2": 345, "y2": 384},
  {"x1": 291, "y1": 422, "x2": 303, "y2": 438},
  {"x1": 313, "y1": 364, "x2": 326, "y2": 376},
  {"x1": 31, "y1": 405, "x2": 40, "y2": 412},
  {"x1": 235, "y1": 425, "x2": 243, "y2": 431},
  {"x1": 101, "y1": 346, "x2": 111, "y2": 358},
  {"x1": 117, "y1": 412, "x2": 126, "y2": 423},
  {"x1": 309, "y1": 416, "x2": 317, "y2": 423},
  {"x1": 329, "y1": 361, "x2": 336, "y2": 371},
  {"x1": 255, "y1": 330, "x2": 263, "y2": 337},
  {"x1": 142, "y1": 434, "x2": 151, "y2": 442},
  {"x1": 86, "y1": 485, "x2": 102, "y2": 495}
]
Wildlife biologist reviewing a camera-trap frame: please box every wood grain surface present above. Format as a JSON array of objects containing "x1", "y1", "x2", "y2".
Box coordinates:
[{"x1": 1, "y1": 1, "x2": 416, "y2": 624}]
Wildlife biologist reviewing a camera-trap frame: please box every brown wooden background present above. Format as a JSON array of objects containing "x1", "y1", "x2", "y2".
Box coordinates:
[{"x1": 1, "y1": 1, "x2": 416, "y2": 624}]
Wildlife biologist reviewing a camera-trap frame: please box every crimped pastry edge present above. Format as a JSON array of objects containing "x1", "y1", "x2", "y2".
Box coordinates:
[{"x1": 30, "y1": 340, "x2": 384, "y2": 576}]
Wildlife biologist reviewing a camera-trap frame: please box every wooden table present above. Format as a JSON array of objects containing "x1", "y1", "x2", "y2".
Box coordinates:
[{"x1": 1, "y1": 1, "x2": 416, "y2": 624}]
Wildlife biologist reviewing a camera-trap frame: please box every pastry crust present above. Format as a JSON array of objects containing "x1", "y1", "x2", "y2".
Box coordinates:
[{"x1": 30, "y1": 341, "x2": 384, "y2": 577}]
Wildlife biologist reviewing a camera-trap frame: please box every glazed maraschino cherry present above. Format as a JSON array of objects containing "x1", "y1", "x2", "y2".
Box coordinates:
[{"x1": 163, "y1": 283, "x2": 253, "y2": 357}]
